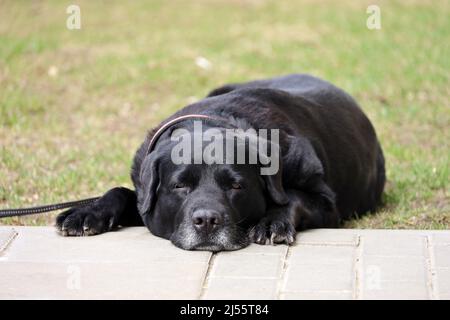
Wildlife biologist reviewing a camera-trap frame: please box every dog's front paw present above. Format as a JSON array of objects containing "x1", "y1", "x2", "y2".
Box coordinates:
[
  {"x1": 55, "y1": 205, "x2": 115, "y2": 236},
  {"x1": 249, "y1": 214, "x2": 296, "y2": 245}
]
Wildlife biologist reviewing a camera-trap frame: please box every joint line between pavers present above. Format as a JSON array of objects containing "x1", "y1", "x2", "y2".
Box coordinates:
[
  {"x1": 425, "y1": 235, "x2": 439, "y2": 300},
  {"x1": 275, "y1": 244, "x2": 292, "y2": 299},
  {"x1": 0, "y1": 228, "x2": 19, "y2": 255},
  {"x1": 198, "y1": 253, "x2": 217, "y2": 299},
  {"x1": 352, "y1": 235, "x2": 363, "y2": 300},
  {"x1": 206, "y1": 276, "x2": 279, "y2": 280}
]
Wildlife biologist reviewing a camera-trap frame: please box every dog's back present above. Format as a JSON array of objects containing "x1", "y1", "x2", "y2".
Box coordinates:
[
  {"x1": 208, "y1": 73, "x2": 358, "y2": 110},
  {"x1": 207, "y1": 74, "x2": 385, "y2": 219}
]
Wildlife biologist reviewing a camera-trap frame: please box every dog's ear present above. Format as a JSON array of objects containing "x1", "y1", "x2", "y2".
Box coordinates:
[
  {"x1": 206, "y1": 84, "x2": 239, "y2": 97},
  {"x1": 137, "y1": 152, "x2": 160, "y2": 216}
]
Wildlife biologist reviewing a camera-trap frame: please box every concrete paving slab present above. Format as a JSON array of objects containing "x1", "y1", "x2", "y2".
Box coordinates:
[
  {"x1": 202, "y1": 278, "x2": 278, "y2": 300},
  {"x1": 361, "y1": 280, "x2": 430, "y2": 300},
  {"x1": 362, "y1": 255, "x2": 427, "y2": 282},
  {"x1": 210, "y1": 253, "x2": 284, "y2": 279},
  {"x1": 296, "y1": 229, "x2": 359, "y2": 246},
  {"x1": 0, "y1": 261, "x2": 206, "y2": 299},
  {"x1": 434, "y1": 245, "x2": 450, "y2": 268},
  {"x1": 4, "y1": 227, "x2": 210, "y2": 263},
  {"x1": 0, "y1": 226, "x2": 449, "y2": 299},
  {"x1": 289, "y1": 245, "x2": 355, "y2": 265},
  {"x1": 280, "y1": 291, "x2": 353, "y2": 300},
  {"x1": 0, "y1": 228, "x2": 17, "y2": 253},
  {"x1": 431, "y1": 233, "x2": 450, "y2": 245},
  {"x1": 283, "y1": 262, "x2": 354, "y2": 292},
  {"x1": 283, "y1": 245, "x2": 355, "y2": 292},
  {"x1": 435, "y1": 268, "x2": 450, "y2": 296},
  {"x1": 361, "y1": 233, "x2": 427, "y2": 257}
]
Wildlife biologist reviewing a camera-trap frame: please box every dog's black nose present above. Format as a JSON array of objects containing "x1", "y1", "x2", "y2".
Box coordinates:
[{"x1": 192, "y1": 210, "x2": 223, "y2": 233}]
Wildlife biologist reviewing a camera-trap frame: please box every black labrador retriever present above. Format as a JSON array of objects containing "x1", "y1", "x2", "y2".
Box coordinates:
[{"x1": 56, "y1": 74, "x2": 385, "y2": 251}]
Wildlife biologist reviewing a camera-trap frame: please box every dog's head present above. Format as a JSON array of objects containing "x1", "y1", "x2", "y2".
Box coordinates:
[{"x1": 136, "y1": 121, "x2": 288, "y2": 251}]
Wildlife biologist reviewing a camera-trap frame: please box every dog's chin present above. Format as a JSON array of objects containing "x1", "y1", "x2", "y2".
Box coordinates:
[
  {"x1": 170, "y1": 227, "x2": 251, "y2": 252},
  {"x1": 192, "y1": 240, "x2": 249, "y2": 252},
  {"x1": 174, "y1": 240, "x2": 249, "y2": 252}
]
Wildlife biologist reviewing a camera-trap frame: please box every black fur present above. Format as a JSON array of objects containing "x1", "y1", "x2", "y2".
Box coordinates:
[{"x1": 56, "y1": 74, "x2": 385, "y2": 251}]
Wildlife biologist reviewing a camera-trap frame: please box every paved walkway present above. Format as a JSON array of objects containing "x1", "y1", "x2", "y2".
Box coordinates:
[{"x1": 0, "y1": 226, "x2": 449, "y2": 299}]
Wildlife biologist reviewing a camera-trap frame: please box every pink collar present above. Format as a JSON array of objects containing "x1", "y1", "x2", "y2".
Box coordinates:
[{"x1": 146, "y1": 114, "x2": 228, "y2": 155}]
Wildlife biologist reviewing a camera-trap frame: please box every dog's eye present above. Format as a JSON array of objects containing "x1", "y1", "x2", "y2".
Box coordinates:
[
  {"x1": 174, "y1": 183, "x2": 186, "y2": 189},
  {"x1": 231, "y1": 183, "x2": 242, "y2": 190}
]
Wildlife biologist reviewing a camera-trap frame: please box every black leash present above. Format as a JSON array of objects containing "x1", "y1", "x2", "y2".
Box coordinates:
[{"x1": 0, "y1": 197, "x2": 100, "y2": 218}]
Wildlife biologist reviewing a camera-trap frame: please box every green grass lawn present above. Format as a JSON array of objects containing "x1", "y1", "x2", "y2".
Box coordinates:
[{"x1": 0, "y1": 0, "x2": 448, "y2": 229}]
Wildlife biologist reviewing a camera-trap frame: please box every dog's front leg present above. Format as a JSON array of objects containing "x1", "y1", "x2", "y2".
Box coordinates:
[
  {"x1": 55, "y1": 187, "x2": 143, "y2": 236},
  {"x1": 249, "y1": 188, "x2": 340, "y2": 245}
]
